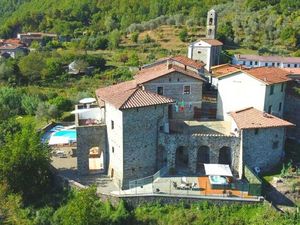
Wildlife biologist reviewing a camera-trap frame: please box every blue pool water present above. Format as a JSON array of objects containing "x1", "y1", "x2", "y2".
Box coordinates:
[{"x1": 52, "y1": 130, "x2": 77, "y2": 139}]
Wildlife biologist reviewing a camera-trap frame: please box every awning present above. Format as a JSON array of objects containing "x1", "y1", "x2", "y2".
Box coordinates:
[
  {"x1": 79, "y1": 97, "x2": 96, "y2": 104},
  {"x1": 70, "y1": 108, "x2": 94, "y2": 114},
  {"x1": 204, "y1": 164, "x2": 233, "y2": 177}
]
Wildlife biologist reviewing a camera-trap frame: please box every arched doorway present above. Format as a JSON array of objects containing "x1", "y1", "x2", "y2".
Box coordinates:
[
  {"x1": 157, "y1": 145, "x2": 167, "y2": 170},
  {"x1": 197, "y1": 146, "x2": 210, "y2": 172},
  {"x1": 88, "y1": 146, "x2": 103, "y2": 172},
  {"x1": 175, "y1": 146, "x2": 188, "y2": 171},
  {"x1": 218, "y1": 146, "x2": 231, "y2": 165}
]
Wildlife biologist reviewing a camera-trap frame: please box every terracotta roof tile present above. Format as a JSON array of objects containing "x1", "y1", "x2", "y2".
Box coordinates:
[
  {"x1": 218, "y1": 66, "x2": 291, "y2": 85},
  {"x1": 211, "y1": 64, "x2": 242, "y2": 77},
  {"x1": 135, "y1": 63, "x2": 205, "y2": 84},
  {"x1": 96, "y1": 80, "x2": 174, "y2": 110},
  {"x1": 201, "y1": 39, "x2": 223, "y2": 46},
  {"x1": 282, "y1": 68, "x2": 300, "y2": 75},
  {"x1": 243, "y1": 67, "x2": 291, "y2": 84},
  {"x1": 121, "y1": 88, "x2": 174, "y2": 109},
  {"x1": 171, "y1": 55, "x2": 205, "y2": 69},
  {"x1": 229, "y1": 107, "x2": 294, "y2": 129}
]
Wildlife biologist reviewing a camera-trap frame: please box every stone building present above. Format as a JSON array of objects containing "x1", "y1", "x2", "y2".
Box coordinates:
[
  {"x1": 229, "y1": 107, "x2": 294, "y2": 172},
  {"x1": 76, "y1": 57, "x2": 295, "y2": 189},
  {"x1": 135, "y1": 62, "x2": 205, "y2": 120}
]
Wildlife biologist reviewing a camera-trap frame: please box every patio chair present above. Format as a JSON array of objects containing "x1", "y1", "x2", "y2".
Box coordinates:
[
  {"x1": 191, "y1": 182, "x2": 197, "y2": 190},
  {"x1": 181, "y1": 177, "x2": 188, "y2": 184},
  {"x1": 172, "y1": 181, "x2": 178, "y2": 189}
]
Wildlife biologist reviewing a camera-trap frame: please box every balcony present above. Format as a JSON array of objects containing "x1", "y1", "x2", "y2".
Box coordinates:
[{"x1": 73, "y1": 103, "x2": 105, "y2": 127}]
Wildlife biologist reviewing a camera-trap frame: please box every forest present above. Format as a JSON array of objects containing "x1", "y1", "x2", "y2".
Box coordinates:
[{"x1": 0, "y1": 0, "x2": 299, "y2": 55}]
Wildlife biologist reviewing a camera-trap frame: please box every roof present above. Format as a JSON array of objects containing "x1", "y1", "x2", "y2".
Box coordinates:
[
  {"x1": 0, "y1": 44, "x2": 24, "y2": 50},
  {"x1": 201, "y1": 39, "x2": 223, "y2": 46},
  {"x1": 218, "y1": 66, "x2": 291, "y2": 85},
  {"x1": 229, "y1": 107, "x2": 294, "y2": 129},
  {"x1": 243, "y1": 67, "x2": 291, "y2": 84},
  {"x1": 135, "y1": 63, "x2": 205, "y2": 84},
  {"x1": 282, "y1": 68, "x2": 300, "y2": 75},
  {"x1": 171, "y1": 55, "x2": 205, "y2": 69},
  {"x1": 234, "y1": 54, "x2": 300, "y2": 64},
  {"x1": 96, "y1": 80, "x2": 174, "y2": 110},
  {"x1": 211, "y1": 64, "x2": 241, "y2": 77}
]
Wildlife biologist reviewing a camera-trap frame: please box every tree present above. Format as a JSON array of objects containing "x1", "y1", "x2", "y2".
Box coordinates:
[
  {"x1": 109, "y1": 29, "x2": 121, "y2": 49},
  {"x1": 21, "y1": 95, "x2": 41, "y2": 116},
  {"x1": 18, "y1": 52, "x2": 46, "y2": 83},
  {"x1": 0, "y1": 124, "x2": 52, "y2": 203},
  {"x1": 179, "y1": 28, "x2": 188, "y2": 42}
]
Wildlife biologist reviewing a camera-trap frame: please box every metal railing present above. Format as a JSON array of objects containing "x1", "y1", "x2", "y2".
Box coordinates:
[{"x1": 129, "y1": 166, "x2": 168, "y2": 189}]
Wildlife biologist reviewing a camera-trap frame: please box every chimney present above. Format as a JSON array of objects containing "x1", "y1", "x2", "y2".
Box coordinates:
[{"x1": 167, "y1": 60, "x2": 172, "y2": 70}]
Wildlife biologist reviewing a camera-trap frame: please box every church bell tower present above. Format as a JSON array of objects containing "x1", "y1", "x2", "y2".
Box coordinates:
[{"x1": 206, "y1": 9, "x2": 217, "y2": 39}]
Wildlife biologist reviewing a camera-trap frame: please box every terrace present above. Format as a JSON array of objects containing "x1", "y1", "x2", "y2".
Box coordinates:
[
  {"x1": 74, "y1": 103, "x2": 105, "y2": 126},
  {"x1": 114, "y1": 165, "x2": 263, "y2": 202},
  {"x1": 169, "y1": 119, "x2": 234, "y2": 136}
]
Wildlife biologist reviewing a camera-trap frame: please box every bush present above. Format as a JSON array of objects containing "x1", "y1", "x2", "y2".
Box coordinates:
[{"x1": 179, "y1": 28, "x2": 188, "y2": 42}]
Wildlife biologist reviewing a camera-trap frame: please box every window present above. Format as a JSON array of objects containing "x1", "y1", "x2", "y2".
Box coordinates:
[
  {"x1": 198, "y1": 51, "x2": 202, "y2": 54},
  {"x1": 268, "y1": 105, "x2": 272, "y2": 114},
  {"x1": 272, "y1": 62, "x2": 275, "y2": 66},
  {"x1": 169, "y1": 78, "x2": 172, "y2": 82},
  {"x1": 177, "y1": 78, "x2": 180, "y2": 82},
  {"x1": 270, "y1": 85, "x2": 274, "y2": 95},
  {"x1": 287, "y1": 64, "x2": 290, "y2": 68},
  {"x1": 112, "y1": 147, "x2": 114, "y2": 153},
  {"x1": 265, "y1": 62, "x2": 268, "y2": 66},
  {"x1": 295, "y1": 64, "x2": 298, "y2": 68},
  {"x1": 281, "y1": 83, "x2": 284, "y2": 92},
  {"x1": 279, "y1": 102, "x2": 282, "y2": 111},
  {"x1": 111, "y1": 120, "x2": 114, "y2": 129},
  {"x1": 250, "y1": 61, "x2": 253, "y2": 66},
  {"x1": 157, "y1": 86, "x2": 163, "y2": 95},
  {"x1": 243, "y1": 61, "x2": 246, "y2": 65},
  {"x1": 255, "y1": 61, "x2": 258, "y2": 65},
  {"x1": 272, "y1": 141, "x2": 279, "y2": 149},
  {"x1": 277, "y1": 62, "x2": 280, "y2": 66},
  {"x1": 183, "y1": 85, "x2": 191, "y2": 94},
  {"x1": 254, "y1": 128, "x2": 259, "y2": 135}
]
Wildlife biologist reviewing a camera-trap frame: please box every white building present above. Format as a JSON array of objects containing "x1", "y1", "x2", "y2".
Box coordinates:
[
  {"x1": 232, "y1": 54, "x2": 300, "y2": 69},
  {"x1": 217, "y1": 67, "x2": 291, "y2": 120},
  {"x1": 188, "y1": 39, "x2": 223, "y2": 72}
]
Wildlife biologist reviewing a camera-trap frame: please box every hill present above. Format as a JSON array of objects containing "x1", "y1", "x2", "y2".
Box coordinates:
[{"x1": 0, "y1": 0, "x2": 299, "y2": 55}]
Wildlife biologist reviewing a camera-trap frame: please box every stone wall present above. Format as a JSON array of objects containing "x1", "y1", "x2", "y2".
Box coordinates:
[
  {"x1": 159, "y1": 133, "x2": 241, "y2": 177},
  {"x1": 143, "y1": 71, "x2": 203, "y2": 120},
  {"x1": 242, "y1": 127, "x2": 285, "y2": 172},
  {"x1": 77, "y1": 124, "x2": 108, "y2": 175},
  {"x1": 122, "y1": 105, "x2": 168, "y2": 188},
  {"x1": 284, "y1": 81, "x2": 300, "y2": 141}
]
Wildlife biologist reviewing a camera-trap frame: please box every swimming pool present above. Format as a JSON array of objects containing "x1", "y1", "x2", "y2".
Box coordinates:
[
  {"x1": 52, "y1": 130, "x2": 77, "y2": 139},
  {"x1": 42, "y1": 125, "x2": 77, "y2": 145}
]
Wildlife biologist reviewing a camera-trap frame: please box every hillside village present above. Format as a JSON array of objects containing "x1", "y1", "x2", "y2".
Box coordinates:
[
  {"x1": 0, "y1": 2, "x2": 300, "y2": 224},
  {"x1": 48, "y1": 10, "x2": 299, "y2": 204}
]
